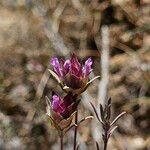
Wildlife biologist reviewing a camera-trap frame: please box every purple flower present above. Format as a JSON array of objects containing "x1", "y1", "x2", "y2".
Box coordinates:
[
  {"x1": 50, "y1": 53, "x2": 93, "y2": 90},
  {"x1": 46, "y1": 92, "x2": 79, "y2": 130}
]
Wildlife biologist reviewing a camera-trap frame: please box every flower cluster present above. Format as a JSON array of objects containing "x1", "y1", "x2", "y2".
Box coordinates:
[
  {"x1": 50, "y1": 53, "x2": 93, "y2": 90},
  {"x1": 46, "y1": 53, "x2": 97, "y2": 131},
  {"x1": 46, "y1": 92, "x2": 79, "y2": 130}
]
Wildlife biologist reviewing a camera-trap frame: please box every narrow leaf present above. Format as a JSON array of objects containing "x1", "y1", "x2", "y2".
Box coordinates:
[
  {"x1": 104, "y1": 104, "x2": 107, "y2": 115},
  {"x1": 45, "y1": 96, "x2": 51, "y2": 105},
  {"x1": 108, "y1": 126, "x2": 118, "y2": 138},
  {"x1": 48, "y1": 69, "x2": 61, "y2": 84},
  {"x1": 106, "y1": 104, "x2": 111, "y2": 121},
  {"x1": 87, "y1": 75, "x2": 100, "y2": 85},
  {"x1": 78, "y1": 76, "x2": 100, "y2": 94},
  {"x1": 78, "y1": 116, "x2": 93, "y2": 125},
  {"x1": 96, "y1": 141, "x2": 100, "y2": 150},
  {"x1": 48, "y1": 69, "x2": 68, "y2": 92},
  {"x1": 90, "y1": 102, "x2": 101, "y2": 122},
  {"x1": 45, "y1": 96, "x2": 51, "y2": 116},
  {"x1": 107, "y1": 97, "x2": 111, "y2": 105},
  {"x1": 100, "y1": 104, "x2": 104, "y2": 122},
  {"x1": 110, "y1": 112, "x2": 126, "y2": 126}
]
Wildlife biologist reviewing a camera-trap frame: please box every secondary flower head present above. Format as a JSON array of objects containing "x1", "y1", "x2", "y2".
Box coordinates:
[
  {"x1": 50, "y1": 53, "x2": 93, "y2": 94},
  {"x1": 46, "y1": 92, "x2": 79, "y2": 130}
]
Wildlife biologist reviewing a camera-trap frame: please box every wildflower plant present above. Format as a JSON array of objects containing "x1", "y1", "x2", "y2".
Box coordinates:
[
  {"x1": 90, "y1": 98, "x2": 126, "y2": 150},
  {"x1": 46, "y1": 53, "x2": 99, "y2": 150},
  {"x1": 46, "y1": 53, "x2": 125, "y2": 150}
]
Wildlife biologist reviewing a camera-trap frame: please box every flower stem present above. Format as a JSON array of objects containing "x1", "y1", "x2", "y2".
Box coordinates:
[
  {"x1": 104, "y1": 140, "x2": 108, "y2": 150},
  {"x1": 60, "y1": 130, "x2": 63, "y2": 150},
  {"x1": 73, "y1": 109, "x2": 78, "y2": 150},
  {"x1": 103, "y1": 130, "x2": 108, "y2": 150}
]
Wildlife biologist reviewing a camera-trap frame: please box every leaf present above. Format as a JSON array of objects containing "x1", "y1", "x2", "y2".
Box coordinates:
[
  {"x1": 95, "y1": 141, "x2": 100, "y2": 150},
  {"x1": 110, "y1": 112, "x2": 126, "y2": 126},
  {"x1": 78, "y1": 76, "x2": 100, "y2": 94},
  {"x1": 107, "y1": 97, "x2": 111, "y2": 105},
  {"x1": 104, "y1": 104, "x2": 107, "y2": 115},
  {"x1": 108, "y1": 126, "x2": 118, "y2": 138},
  {"x1": 100, "y1": 104, "x2": 104, "y2": 122},
  {"x1": 90, "y1": 102, "x2": 101, "y2": 122},
  {"x1": 87, "y1": 75, "x2": 100, "y2": 85},
  {"x1": 48, "y1": 69, "x2": 68, "y2": 92},
  {"x1": 45, "y1": 96, "x2": 51, "y2": 116},
  {"x1": 106, "y1": 104, "x2": 111, "y2": 121},
  {"x1": 48, "y1": 69, "x2": 61, "y2": 83},
  {"x1": 78, "y1": 116, "x2": 94, "y2": 125}
]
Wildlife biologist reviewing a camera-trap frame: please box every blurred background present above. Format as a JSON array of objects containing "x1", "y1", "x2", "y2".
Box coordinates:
[{"x1": 0, "y1": 0, "x2": 150, "y2": 149}]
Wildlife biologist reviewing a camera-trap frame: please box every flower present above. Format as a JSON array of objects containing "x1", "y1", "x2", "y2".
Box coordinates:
[
  {"x1": 46, "y1": 92, "x2": 79, "y2": 130},
  {"x1": 50, "y1": 53, "x2": 94, "y2": 93}
]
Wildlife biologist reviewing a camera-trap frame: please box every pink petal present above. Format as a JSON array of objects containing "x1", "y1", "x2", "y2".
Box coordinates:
[
  {"x1": 50, "y1": 57, "x2": 63, "y2": 77},
  {"x1": 64, "y1": 59, "x2": 71, "y2": 75},
  {"x1": 82, "y1": 58, "x2": 93, "y2": 77},
  {"x1": 52, "y1": 94, "x2": 64, "y2": 113}
]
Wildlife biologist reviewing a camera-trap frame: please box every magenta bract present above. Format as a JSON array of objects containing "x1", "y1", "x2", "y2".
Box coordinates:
[
  {"x1": 50, "y1": 53, "x2": 93, "y2": 89},
  {"x1": 51, "y1": 92, "x2": 78, "y2": 119},
  {"x1": 46, "y1": 92, "x2": 79, "y2": 130}
]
